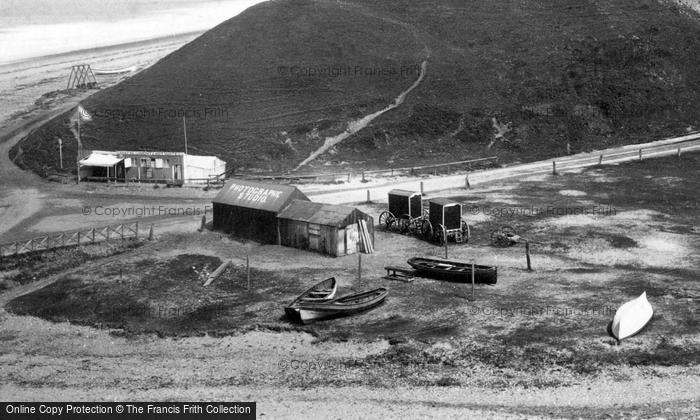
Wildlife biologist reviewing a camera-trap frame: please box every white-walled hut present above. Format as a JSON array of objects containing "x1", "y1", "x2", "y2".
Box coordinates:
[
  {"x1": 212, "y1": 180, "x2": 309, "y2": 244},
  {"x1": 79, "y1": 150, "x2": 225, "y2": 184},
  {"x1": 277, "y1": 200, "x2": 374, "y2": 257}
]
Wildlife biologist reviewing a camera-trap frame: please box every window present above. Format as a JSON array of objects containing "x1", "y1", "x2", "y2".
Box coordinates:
[
  {"x1": 140, "y1": 158, "x2": 149, "y2": 167},
  {"x1": 163, "y1": 159, "x2": 170, "y2": 168},
  {"x1": 150, "y1": 158, "x2": 156, "y2": 168},
  {"x1": 146, "y1": 167, "x2": 153, "y2": 179}
]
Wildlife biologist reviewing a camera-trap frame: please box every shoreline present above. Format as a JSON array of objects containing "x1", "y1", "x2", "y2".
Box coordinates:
[{"x1": 0, "y1": 31, "x2": 204, "y2": 71}]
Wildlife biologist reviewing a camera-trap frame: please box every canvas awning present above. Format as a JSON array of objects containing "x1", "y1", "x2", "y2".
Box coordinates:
[{"x1": 79, "y1": 153, "x2": 122, "y2": 167}]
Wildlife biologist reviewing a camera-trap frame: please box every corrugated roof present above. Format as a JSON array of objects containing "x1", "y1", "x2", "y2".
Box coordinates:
[
  {"x1": 308, "y1": 203, "x2": 360, "y2": 226},
  {"x1": 213, "y1": 180, "x2": 309, "y2": 212},
  {"x1": 388, "y1": 189, "x2": 420, "y2": 197},
  {"x1": 278, "y1": 200, "x2": 364, "y2": 227},
  {"x1": 276, "y1": 200, "x2": 324, "y2": 222}
]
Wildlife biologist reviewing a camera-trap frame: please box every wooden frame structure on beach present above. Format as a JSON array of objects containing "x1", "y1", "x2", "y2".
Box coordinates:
[{"x1": 67, "y1": 64, "x2": 97, "y2": 89}]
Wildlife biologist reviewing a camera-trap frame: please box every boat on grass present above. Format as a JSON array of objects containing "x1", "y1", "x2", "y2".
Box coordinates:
[
  {"x1": 610, "y1": 291, "x2": 653, "y2": 342},
  {"x1": 284, "y1": 277, "x2": 337, "y2": 321},
  {"x1": 295, "y1": 288, "x2": 388, "y2": 324},
  {"x1": 407, "y1": 257, "x2": 497, "y2": 284}
]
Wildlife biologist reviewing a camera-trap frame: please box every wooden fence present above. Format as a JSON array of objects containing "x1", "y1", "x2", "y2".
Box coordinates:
[
  {"x1": 235, "y1": 156, "x2": 499, "y2": 184},
  {"x1": 0, "y1": 222, "x2": 141, "y2": 258}
]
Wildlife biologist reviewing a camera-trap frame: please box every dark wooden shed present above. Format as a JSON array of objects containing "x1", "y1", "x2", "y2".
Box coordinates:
[
  {"x1": 212, "y1": 180, "x2": 309, "y2": 244},
  {"x1": 277, "y1": 200, "x2": 374, "y2": 257}
]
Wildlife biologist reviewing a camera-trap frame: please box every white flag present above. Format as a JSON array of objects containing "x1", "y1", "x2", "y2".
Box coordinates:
[{"x1": 77, "y1": 105, "x2": 92, "y2": 122}]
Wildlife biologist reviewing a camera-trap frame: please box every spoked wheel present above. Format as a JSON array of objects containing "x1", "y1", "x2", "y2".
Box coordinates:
[
  {"x1": 491, "y1": 225, "x2": 516, "y2": 247},
  {"x1": 460, "y1": 218, "x2": 471, "y2": 243},
  {"x1": 397, "y1": 214, "x2": 411, "y2": 234},
  {"x1": 434, "y1": 224, "x2": 446, "y2": 246},
  {"x1": 420, "y1": 219, "x2": 433, "y2": 240},
  {"x1": 408, "y1": 218, "x2": 424, "y2": 236},
  {"x1": 379, "y1": 211, "x2": 396, "y2": 231}
]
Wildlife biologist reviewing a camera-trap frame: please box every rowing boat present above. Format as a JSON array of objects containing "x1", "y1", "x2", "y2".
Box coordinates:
[
  {"x1": 407, "y1": 257, "x2": 497, "y2": 284},
  {"x1": 610, "y1": 291, "x2": 653, "y2": 341},
  {"x1": 296, "y1": 288, "x2": 388, "y2": 324},
  {"x1": 284, "y1": 277, "x2": 337, "y2": 321},
  {"x1": 92, "y1": 65, "x2": 138, "y2": 75}
]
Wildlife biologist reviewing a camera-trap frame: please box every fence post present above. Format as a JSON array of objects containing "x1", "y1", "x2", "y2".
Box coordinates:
[
  {"x1": 361, "y1": 171, "x2": 366, "y2": 182},
  {"x1": 471, "y1": 263, "x2": 475, "y2": 301},
  {"x1": 135, "y1": 222, "x2": 139, "y2": 239},
  {"x1": 357, "y1": 251, "x2": 362, "y2": 285},
  {"x1": 420, "y1": 181, "x2": 424, "y2": 196},
  {"x1": 552, "y1": 161, "x2": 557, "y2": 175},
  {"x1": 444, "y1": 232, "x2": 448, "y2": 259},
  {"x1": 526, "y1": 241, "x2": 532, "y2": 271},
  {"x1": 77, "y1": 231, "x2": 81, "y2": 245},
  {"x1": 599, "y1": 154, "x2": 603, "y2": 165},
  {"x1": 677, "y1": 147, "x2": 682, "y2": 157},
  {"x1": 106, "y1": 227, "x2": 110, "y2": 241},
  {"x1": 639, "y1": 149, "x2": 643, "y2": 161},
  {"x1": 366, "y1": 190, "x2": 371, "y2": 203},
  {"x1": 246, "y1": 254, "x2": 250, "y2": 291},
  {"x1": 347, "y1": 173, "x2": 351, "y2": 183},
  {"x1": 148, "y1": 224, "x2": 154, "y2": 241},
  {"x1": 465, "y1": 175, "x2": 471, "y2": 189}
]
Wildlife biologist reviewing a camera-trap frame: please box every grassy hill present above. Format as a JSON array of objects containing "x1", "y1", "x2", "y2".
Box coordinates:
[{"x1": 13, "y1": 0, "x2": 700, "y2": 175}]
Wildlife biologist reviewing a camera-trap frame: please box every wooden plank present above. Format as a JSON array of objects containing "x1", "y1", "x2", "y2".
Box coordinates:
[{"x1": 204, "y1": 259, "x2": 231, "y2": 286}]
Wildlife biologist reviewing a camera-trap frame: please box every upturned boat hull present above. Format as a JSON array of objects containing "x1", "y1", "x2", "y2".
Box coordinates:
[{"x1": 611, "y1": 291, "x2": 653, "y2": 341}]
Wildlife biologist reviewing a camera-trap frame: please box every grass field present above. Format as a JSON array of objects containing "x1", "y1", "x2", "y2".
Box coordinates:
[
  {"x1": 12, "y1": 0, "x2": 700, "y2": 176},
  {"x1": 5, "y1": 153, "x2": 698, "y2": 390}
]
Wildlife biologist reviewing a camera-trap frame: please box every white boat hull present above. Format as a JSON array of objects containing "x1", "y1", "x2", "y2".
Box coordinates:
[
  {"x1": 611, "y1": 291, "x2": 653, "y2": 340},
  {"x1": 298, "y1": 309, "x2": 333, "y2": 324}
]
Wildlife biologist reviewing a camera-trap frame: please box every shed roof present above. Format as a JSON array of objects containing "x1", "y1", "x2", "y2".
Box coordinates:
[
  {"x1": 388, "y1": 189, "x2": 420, "y2": 197},
  {"x1": 429, "y1": 198, "x2": 461, "y2": 206},
  {"x1": 213, "y1": 180, "x2": 309, "y2": 212},
  {"x1": 278, "y1": 200, "x2": 365, "y2": 227}
]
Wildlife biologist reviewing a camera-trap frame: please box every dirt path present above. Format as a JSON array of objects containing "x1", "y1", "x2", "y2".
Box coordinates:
[
  {"x1": 295, "y1": 2, "x2": 432, "y2": 170},
  {"x1": 295, "y1": 60, "x2": 428, "y2": 169},
  {"x1": 0, "y1": 96, "x2": 91, "y2": 237}
]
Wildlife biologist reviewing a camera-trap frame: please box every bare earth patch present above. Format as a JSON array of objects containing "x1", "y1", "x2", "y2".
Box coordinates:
[{"x1": 1, "y1": 153, "x2": 699, "y2": 417}]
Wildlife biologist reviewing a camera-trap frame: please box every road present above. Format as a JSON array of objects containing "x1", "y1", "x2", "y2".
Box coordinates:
[{"x1": 302, "y1": 132, "x2": 700, "y2": 204}]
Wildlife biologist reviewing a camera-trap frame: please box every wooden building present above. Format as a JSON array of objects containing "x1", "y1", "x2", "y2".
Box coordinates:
[
  {"x1": 212, "y1": 180, "x2": 309, "y2": 244},
  {"x1": 277, "y1": 200, "x2": 374, "y2": 257},
  {"x1": 78, "y1": 150, "x2": 225, "y2": 184}
]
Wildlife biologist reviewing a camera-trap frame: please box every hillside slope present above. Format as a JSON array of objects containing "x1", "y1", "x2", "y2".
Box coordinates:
[{"x1": 13, "y1": 0, "x2": 700, "y2": 175}]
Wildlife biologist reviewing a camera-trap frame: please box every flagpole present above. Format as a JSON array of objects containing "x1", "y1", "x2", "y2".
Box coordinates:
[{"x1": 183, "y1": 116, "x2": 188, "y2": 154}]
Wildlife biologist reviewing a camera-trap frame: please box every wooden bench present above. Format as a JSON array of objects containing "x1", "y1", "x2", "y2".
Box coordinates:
[{"x1": 384, "y1": 266, "x2": 416, "y2": 282}]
